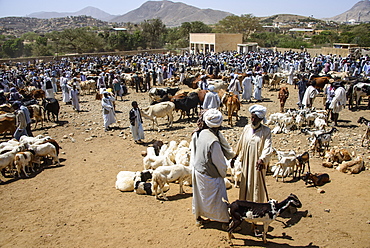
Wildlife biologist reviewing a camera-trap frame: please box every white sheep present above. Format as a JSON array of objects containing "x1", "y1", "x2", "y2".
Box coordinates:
[
  {"x1": 115, "y1": 171, "x2": 136, "y2": 191},
  {"x1": 28, "y1": 143, "x2": 60, "y2": 167},
  {"x1": 14, "y1": 151, "x2": 35, "y2": 177},
  {"x1": 272, "y1": 156, "x2": 297, "y2": 182}
]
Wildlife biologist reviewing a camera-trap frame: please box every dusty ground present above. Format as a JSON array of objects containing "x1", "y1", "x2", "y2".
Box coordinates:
[{"x1": 0, "y1": 83, "x2": 369, "y2": 248}]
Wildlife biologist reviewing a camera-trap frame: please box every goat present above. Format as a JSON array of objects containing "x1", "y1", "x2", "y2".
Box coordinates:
[
  {"x1": 336, "y1": 156, "x2": 364, "y2": 173},
  {"x1": 27, "y1": 143, "x2": 60, "y2": 167},
  {"x1": 302, "y1": 172, "x2": 330, "y2": 186},
  {"x1": 295, "y1": 151, "x2": 310, "y2": 178},
  {"x1": 310, "y1": 127, "x2": 338, "y2": 156},
  {"x1": 223, "y1": 194, "x2": 302, "y2": 244},
  {"x1": 14, "y1": 150, "x2": 36, "y2": 177},
  {"x1": 357, "y1": 116, "x2": 370, "y2": 147},
  {"x1": 272, "y1": 156, "x2": 297, "y2": 182},
  {"x1": 152, "y1": 164, "x2": 192, "y2": 200}
]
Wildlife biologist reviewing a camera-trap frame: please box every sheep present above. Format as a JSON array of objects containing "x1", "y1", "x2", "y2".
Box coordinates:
[
  {"x1": 143, "y1": 146, "x2": 174, "y2": 170},
  {"x1": 228, "y1": 157, "x2": 242, "y2": 188},
  {"x1": 27, "y1": 143, "x2": 60, "y2": 167},
  {"x1": 115, "y1": 171, "x2": 136, "y2": 192},
  {"x1": 0, "y1": 149, "x2": 18, "y2": 182},
  {"x1": 223, "y1": 194, "x2": 302, "y2": 244},
  {"x1": 135, "y1": 182, "x2": 170, "y2": 195},
  {"x1": 152, "y1": 164, "x2": 192, "y2": 200},
  {"x1": 174, "y1": 146, "x2": 190, "y2": 167},
  {"x1": 14, "y1": 150, "x2": 35, "y2": 177},
  {"x1": 302, "y1": 172, "x2": 330, "y2": 186}
]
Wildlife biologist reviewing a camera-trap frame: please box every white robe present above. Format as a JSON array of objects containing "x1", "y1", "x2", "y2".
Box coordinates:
[
  {"x1": 329, "y1": 87, "x2": 346, "y2": 113},
  {"x1": 191, "y1": 133, "x2": 230, "y2": 223},
  {"x1": 302, "y1": 85, "x2": 319, "y2": 108},
  {"x1": 102, "y1": 97, "x2": 116, "y2": 129},
  {"x1": 253, "y1": 75, "x2": 263, "y2": 101},
  {"x1": 242, "y1": 76, "x2": 253, "y2": 101},
  {"x1": 235, "y1": 124, "x2": 273, "y2": 203},
  {"x1": 70, "y1": 89, "x2": 80, "y2": 111},
  {"x1": 202, "y1": 91, "x2": 220, "y2": 109},
  {"x1": 130, "y1": 108, "x2": 144, "y2": 141}
]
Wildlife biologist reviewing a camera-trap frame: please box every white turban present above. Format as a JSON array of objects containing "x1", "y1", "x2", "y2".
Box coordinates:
[
  {"x1": 208, "y1": 85, "x2": 215, "y2": 92},
  {"x1": 249, "y1": 104, "x2": 267, "y2": 121},
  {"x1": 203, "y1": 109, "x2": 223, "y2": 128}
]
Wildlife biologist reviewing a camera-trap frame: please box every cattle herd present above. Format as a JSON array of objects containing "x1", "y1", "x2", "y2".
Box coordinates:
[{"x1": 0, "y1": 50, "x2": 369, "y2": 246}]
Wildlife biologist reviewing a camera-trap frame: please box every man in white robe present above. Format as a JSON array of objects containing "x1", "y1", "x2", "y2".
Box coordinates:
[
  {"x1": 233, "y1": 105, "x2": 273, "y2": 203},
  {"x1": 129, "y1": 101, "x2": 144, "y2": 143},
  {"x1": 253, "y1": 72, "x2": 263, "y2": 101},
  {"x1": 241, "y1": 72, "x2": 253, "y2": 102},
  {"x1": 190, "y1": 109, "x2": 235, "y2": 228},
  {"x1": 228, "y1": 74, "x2": 242, "y2": 99},
  {"x1": 70, "y1": 85, "x2": 80, "y2": 112},
  {"x1": 329, "y1": 82, "x2": 347, "y2": 126},
  {"x1": 202, "y1": 85, "x2": 220, "y2": 109},
  {"x1": 302, "y1": 81, "x2": 319, "y2": 109},
  {"x1": 101, "y1": 91, "x2": 116, "y2": 131}
]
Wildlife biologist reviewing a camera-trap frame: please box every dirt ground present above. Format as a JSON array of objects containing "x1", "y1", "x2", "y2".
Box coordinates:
[{"x1": 0, "y1": 83, "x2": 369, "y2": 248}]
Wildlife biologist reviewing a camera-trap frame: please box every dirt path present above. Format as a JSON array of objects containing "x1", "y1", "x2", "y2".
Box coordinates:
[{"x1": 0, "y1": 84, "x2": 369, "y2": 248}]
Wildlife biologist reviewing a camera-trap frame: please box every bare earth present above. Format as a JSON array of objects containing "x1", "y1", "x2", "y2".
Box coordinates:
[{"x1": 0, "y1": 84, "x2": 369, "y2": 248}]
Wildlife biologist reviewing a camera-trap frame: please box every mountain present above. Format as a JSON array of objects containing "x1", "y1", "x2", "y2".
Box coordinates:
[
  {"x1": 327, "y1": 0, "x2": 370, "y2": 23},
  {"x1": 28, "y1": 6, "x2": 117, "y2": 22},
  {"x1": 110, "y1": 0, "x2": 232, "y2": 26}
]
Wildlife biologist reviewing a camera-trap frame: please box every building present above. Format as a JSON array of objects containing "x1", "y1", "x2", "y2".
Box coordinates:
[
  {"x1": 189, "y1": 33, "x2": 243, "y2": 53},
  {"x1": 237, "y1": 43, "x2": 259, "y2": 53},
  {"x1": 333, "y1": 43, "x2": 358, "y2": 49}
]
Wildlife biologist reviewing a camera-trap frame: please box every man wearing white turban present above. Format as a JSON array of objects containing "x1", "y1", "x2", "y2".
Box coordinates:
[
  {"x1": 202, "y1": 85, "x2": 221, "y2": 109},
  {"x1": 190, "y1": 109, "x2": 235, "y2": 229},
  {"x1": 228, "y1": 74, "x2": 242, "y2": 99},
  {"x1": 232, "y1": 104, "x2": 273, "y2": 203}
]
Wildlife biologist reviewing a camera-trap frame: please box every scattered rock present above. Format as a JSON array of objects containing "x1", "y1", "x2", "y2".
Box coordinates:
[{"x1": 324, "y1": 209, "x2": 330, "y2": 213}]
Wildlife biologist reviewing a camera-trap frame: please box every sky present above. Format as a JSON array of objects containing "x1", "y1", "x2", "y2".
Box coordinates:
[{"x1": 0, "y1": 0, "x2": 359, "y2": 19}]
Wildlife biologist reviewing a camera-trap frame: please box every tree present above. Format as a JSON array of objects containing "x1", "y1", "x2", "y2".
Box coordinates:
[
  {"x1": 215, "y1": 14, "x2": 262, "y2": 41},
  {"x1": 141, "y1": 19, "x2": 166, "y2": 49},
  {"x1": 2, "y1": 38, "x2": 24, "y2": 57}
]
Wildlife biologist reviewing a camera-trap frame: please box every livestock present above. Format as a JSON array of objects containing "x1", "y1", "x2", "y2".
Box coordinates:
[
  {"x1": 148, "y1": 87, "x2": 180, "y2": 102},
  {"x1": 302, "y1": 172, "x2": 330, "y2": 186},
  {"x1": 223, "y1": 194, "x2": 302, "y2": 244},
  {"x1": 0, "y1": 149, "x2": 17, "y2": 182},
  {"x1": 115, "y1": 171, "x2": 136, "y2": 192},
  {"x1": 152, "y1": 140, "x2": 164, "y2": 156},
  {"x1": 309, "y1": 75, "x2": 331, "y2": 91},
  {"x1": 27, "y1": 142, "x2": 60, "y2": 167},
  {"x1": 269, "y1": 73, "x2": 285, "y2": 90},
  {"x1": 135, "y1": 182, "x2": 170, "y2": 195},
  {"x1": 352, "y1": 82, "x2": 370, "y2": 110},
  {"x1": 143, "y1": 146, "x2": 173, "y2": 170},
  {"x1": 272, "y1": 156, "x2": 297, "y2": 182},
  {"x1": 0, "y1": 104, "x2": 13, "y2": 113},
  {"x1": 310, "y1": 127, "x2": 338, "y2": 156},
  {"x1": 14, "y1": 150, "x2": 35, "y2": 177},
  {"x1": 228, "y1": 157, "x2": 242, "y2": 188},
  {"x1": 141, "y1": 101, "x2": 175, "y2": 132},
  {"x1": 183, "y1": 75, "x2": 201, "y2": 89},
  {"x1": 31, "y1": 89, "x2": 45, "y2": 100},
  {"x1": 80, "y1": 80, "x2": 97, "y2": 95},
  {"x1": 225, "y1": 92, "x2": 240, "y2": 126},
  {"x1": 324, "y1": 148, "x2": 351, "y2": 163},
  {"x1": 27, "y1": 104, "x2": 43, "y2": 129},
  {"x1": 152, "y1": 164, "x2": 192, "y2": 200},
  {"x1": 42, "y1": 98, "x2": 60, "y2": 122},
  {"x1": 173, "y1": 92, "x2": 200, "y2": 122},
  {"x1": 0, "y1": 114, "x2": 16, "y2": 137},
  {"x1": 336, "y1": 156, "x2": 364, "y2": 173},
  {"x1": 296, "y1": 151, "x2": 310, "y2": 178},
  {"x1": 357, "y1": 116, "x2": 370, "y2": 147},
  {"x1": 278, "y1": 87, "x2": 289, "y2": 112}
]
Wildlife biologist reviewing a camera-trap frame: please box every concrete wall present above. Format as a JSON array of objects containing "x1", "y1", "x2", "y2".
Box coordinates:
[
  {"x1": 215, "y1": 33, "x2": 243, "y2": 52},
  {"x1": 189, "y1": 33, "x2": 243, "y2": 53}
]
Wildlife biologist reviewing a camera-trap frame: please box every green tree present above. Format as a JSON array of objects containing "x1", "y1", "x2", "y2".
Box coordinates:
[
  {"x1": 215, "y1": 14, "x2": 262, "y2": 41},
  {"x1": 141, "y1": 19, "x2": 166, "y2": 49},
  {"x1": 2, "y1": 38, "x2": 24, "y2": 57}
]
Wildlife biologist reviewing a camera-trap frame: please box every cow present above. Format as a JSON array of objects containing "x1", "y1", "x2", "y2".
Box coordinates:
[
  {"x1": 0, "y1": 114, "x2": 16, "y2": 137},
  {"x1": 309, "y1": 75, "x2": 331, "y2": 92},
  {"x1": 42, "y1": 98, "x2": 60, "y2": 122},
  {"x1": 141, "y1": 101, "x2": 175, "y2": 132},
  {"x1": 269, "y1": 73, "x2": 285, "y2": 90},
  {"x1": 225, "y1": 92, "x2": 240, "y2": 126},
  {"x1": 173, "y1": 92, "x2": 200, "y2": 122},
  {"x1": 27, "y1": 104, "x2": 43, "y2": 129},
  {"x1": 278, "y1": 86, "x2": 289, "y2": 112},
  {"x1": 31, "y1": 89, "x2": 46, "y2": 100},
  {"x1": 148, "y1": 87, "x2": 180, "y2": 103}
]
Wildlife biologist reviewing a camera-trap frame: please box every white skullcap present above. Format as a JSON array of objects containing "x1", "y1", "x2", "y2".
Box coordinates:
[
  {"x1": 203, "y1": 109, "x2": 223, "y2": 128},
  {"x1": 249, "y1": 104, "x2": 267, "y2": 120},
  {"x1": 208, "y1": 85, "x2": 215, "y2": 92}
]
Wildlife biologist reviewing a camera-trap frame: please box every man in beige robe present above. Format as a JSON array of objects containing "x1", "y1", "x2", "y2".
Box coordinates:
[{"x1": 233, "y1": 105, "x2": 273, "y2": 203}]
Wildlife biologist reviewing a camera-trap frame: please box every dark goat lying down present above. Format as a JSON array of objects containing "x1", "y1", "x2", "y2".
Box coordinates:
[{"x1": 223, "y1": 194, "x2": 302, "y2": 244}]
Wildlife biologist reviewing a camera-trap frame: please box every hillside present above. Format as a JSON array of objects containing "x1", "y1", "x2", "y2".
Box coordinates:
[
  {"x1": 28, "y1": 6, "x2": 117, "y2": 22},
  {"x1": 327, "y1": 0, "x2": 370, "y2": 23},
  {"x1": 110, "y1": 0, "x2": 232, "y2": 27}
]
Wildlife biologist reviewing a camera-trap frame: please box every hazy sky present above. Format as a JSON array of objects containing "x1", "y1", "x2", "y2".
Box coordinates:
[{"x1": 0, "y1": 0, "x2": 359, "y2": 19}]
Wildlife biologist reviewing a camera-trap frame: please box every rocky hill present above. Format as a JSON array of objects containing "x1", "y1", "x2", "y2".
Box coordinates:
[
  {"x1": 110, "y1": 0, "x2": 232, "y2": 26},
  {"x1": 28, "y1": 6, "x2": 117, "y2": 22},
  {"x1": 0, "y1": 16, "x2": 109, "y2": 37},
  {"x1": 327, "y1": 0, "x2": 370, "y2": 23}
]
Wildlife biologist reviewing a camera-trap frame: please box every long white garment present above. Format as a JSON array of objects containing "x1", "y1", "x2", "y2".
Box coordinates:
[
  {"x1": 287, "y1": 66, "x2": 295, "y2": 85},
  {"x1": 302, "y1": 85, "x2": 319, "y2": 108},
  {"x1": 253, "y1": 75, "x2": 263, "y2": 100},
  {"x1": 235, "y1": 124, "x2": 273, "y2": 203},
  {"x1": 60, "y1": 77, "x2": 71, "y2": 103},
  {"x1": 102, "y1": 97, "x2": 116, "y2": 129},
  {"x1": 329, "y1": 87, "x2": 346, "y2": 113},
  {"x1": 228, "y1": 78, "x2": 242, "y2": 99},
  {"x1": 191, "y1": 137, "x2": 229, "y2": 223},
  {"x1": 130, "y1": 108, "x2": 144, "y2": 141},
  {"x1": 202, "y1": 92, "x2": 220, "y2": 109},
  {"x1": 242, "y1": 76, "x2": 253, "y2": 101},
  {"x1": 70, "y1": 89, "x2": 80, "y2": 111}
]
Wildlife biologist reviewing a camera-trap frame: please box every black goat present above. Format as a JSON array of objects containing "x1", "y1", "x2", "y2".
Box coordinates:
[
  {"x1": 295, "y1": 151, "x2": 310, "y2": 178},
  {"x1": 223, "y1": 194, "x2": 302, "y2": 244}
]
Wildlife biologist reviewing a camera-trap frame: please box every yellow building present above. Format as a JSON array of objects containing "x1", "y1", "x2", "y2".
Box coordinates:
[{"x1": 189, "y1": 33, "x2": 243, "y2": 53}]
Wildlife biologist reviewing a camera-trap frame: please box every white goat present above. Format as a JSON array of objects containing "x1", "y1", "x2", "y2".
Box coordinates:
[
  {"x1": 28, "y1": 143, "x2": 60, "y2": 167},
  {"x1": 152, "y1": 164, "x2": 192, "y2": 200}
]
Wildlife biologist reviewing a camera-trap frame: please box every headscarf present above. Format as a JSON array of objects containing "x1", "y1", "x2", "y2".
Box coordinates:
[
  {"x1": 208, "y1": 85, "x2": 215, "y2": 92},
  {"x1": 249, "y1": 104, "x2": 267, "y2": 123},
  {"x1": 203, "y1": 109, "x2": 223, "y2": 128}
]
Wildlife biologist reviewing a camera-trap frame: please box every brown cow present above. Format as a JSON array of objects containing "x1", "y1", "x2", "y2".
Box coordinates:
[
  {"x1": 31, "y1": 89, "x2": 45, "y2": 100},
  {"x1": 225, "y1": 92, "x2": 240, "y2": 126},
  {"x1": 0, "y1": 114, "x2": 16, "y2": 138},
  {"x1": 278, "y1": 87, "x2": 289, "y2": 112},
  {"x1": 310, "y1": 75, "x2": 331, "y2": 92}
]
